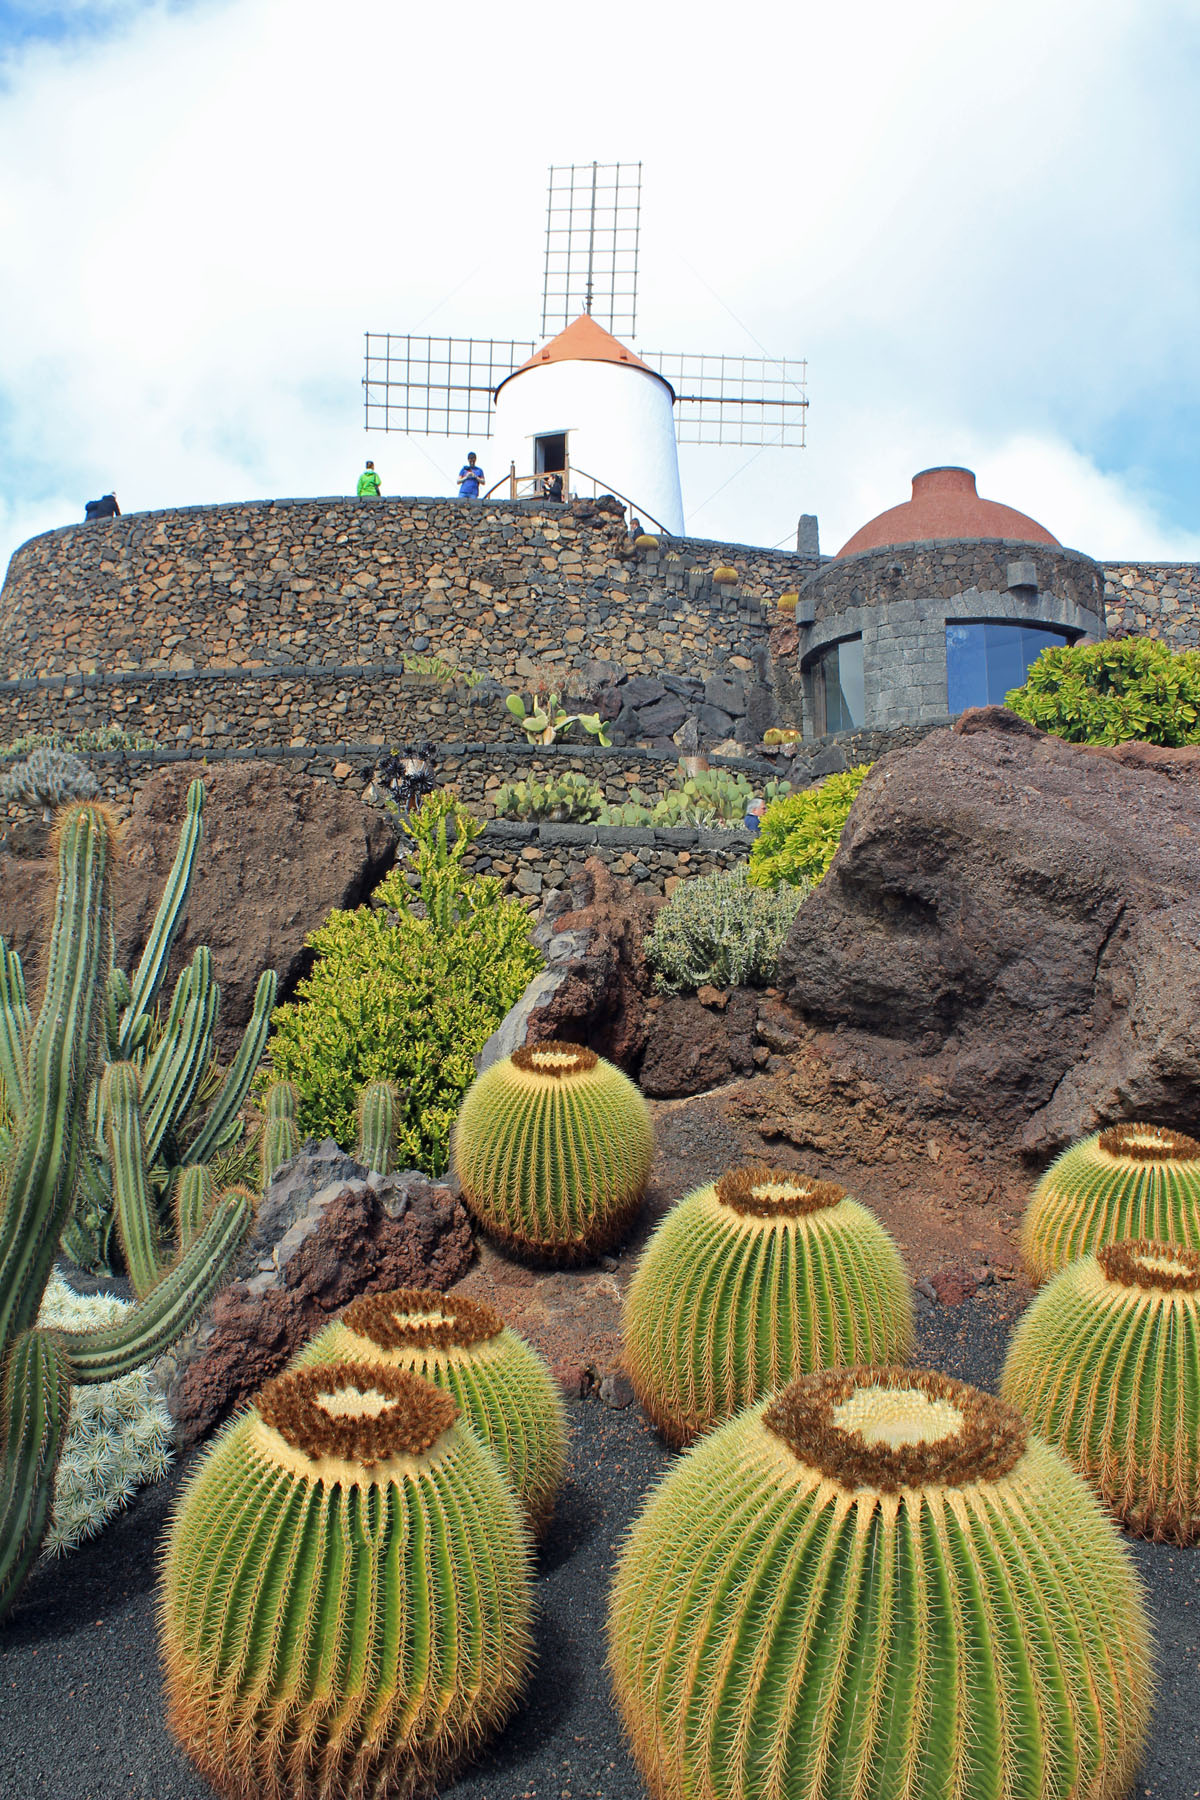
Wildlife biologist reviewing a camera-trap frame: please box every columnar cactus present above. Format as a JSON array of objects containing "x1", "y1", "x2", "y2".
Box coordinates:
[
  {"x1": 355, "y1": 1078, "x2": 400, "y2": 1175},
  {"x1": 622, "y1": 1166, "x2": 913, "y2": 1445},
  {"x1": 295, "y1": 1287, "x2": 567, "y2": 1532},
  {"x1": 1002, "y1": 1238, "x2": 1200, "y2": 1542},
  {"x1": 0, "y1": 804, "x2": 254, "y2": 1620},
  {"x1": 162, "y1": 1363, "x2": 533, "y2": 1800},
  {"x1": 1021, "y1": 1122, "x2": 1200, "y2": 1283},
  {"x1": 260, "y1": 1079, "x2": 300, "y2": 1187},
  {"x1": 610, "y1": 1366, "x2": 1153, "y2": 1800},
  {"x1": 452, "y1": 1040, "x2": 653, "y2": 1261}
]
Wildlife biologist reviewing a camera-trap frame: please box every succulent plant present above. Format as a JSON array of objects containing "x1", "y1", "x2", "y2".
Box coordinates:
[
  {"x1": 355, "y1": 1078, "x2": 400, "y2": 1175},
  {"x1": 0, "y1": 744, "x2": 99, "y2": 818},
  {"x1": 1002, "y1": 1238, "x2": 1200, "y2": 1542},
  {"x1": 609, "y1": 1366, "x2": 1153, "y2": 1800},
  {"x1": 496, "y1": 772, "x2": 605, "y2": 822},
  {"x1": 162, "y1": 1362, "x2": 533, "y2": 1800},
  {"x1": 0, "y1": 802, "x2": 254, "y2": 1621},
  {"x1": 295, "y1": 1287, "x2": 567, "y2": 1533},
  {"x1": 260, "y1": 1079, "x2": 300, "y2": 1187},
  {"x1": 452, "y1": 1040, "x2": 653, "y2": 1261},
  {"x1": 504, "y1": 689, "x2": 612, "y2": 746},
  {"x1": 621, "y1": 1166, "x2": 914, "y2": 1446},
  {"x1": 1021, "y1": 1122, "x2": 1200, "y2": 1284}
]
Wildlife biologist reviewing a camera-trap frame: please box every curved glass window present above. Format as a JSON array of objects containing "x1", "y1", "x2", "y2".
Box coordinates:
[
  {"x1": 812, "y1": 635, "x2": 864, "y2": 734},
  {"x1": 946, "y1": 621, "x2": 1073, "y2": 714}
]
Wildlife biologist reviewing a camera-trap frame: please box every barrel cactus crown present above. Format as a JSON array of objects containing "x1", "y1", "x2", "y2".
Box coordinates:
[
  {"x1": 451, "y1": 1040, "x2": 653, "y2": 1261},
  {"x1": 1022, "y1": 1122, "x2": 1200, "y2": 1283},
  {"x1": 162, "y1": 1362, "x2": 532, "y2": 1800},
  {"x1": 296, "y1": 1287, "x2": 567, "y2": 1533},
  {"x1": 610, "y1": 1366, "x2": 1153, "y2": 1800},
  {"x1": 622, "y1": 1166, "x2": 914, "y2": 1446},
  {"x1": 1003, "y1": 1238, "x2": 1200, "y2": 1542}
]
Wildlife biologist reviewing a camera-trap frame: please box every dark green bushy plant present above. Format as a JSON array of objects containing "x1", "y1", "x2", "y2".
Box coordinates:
[
  {"x1": 748, "y1": 763, "x2": 873, "y2": 887},
  {"x1": 1006, "y1": 635, "x2": 1200, "y2": 746},
  {"x1": 267, "y1": 793, "x2": 541, "y2": 1174},
  {"x1": 645, "y1": 866, "x2": 808, "y2": 993}
]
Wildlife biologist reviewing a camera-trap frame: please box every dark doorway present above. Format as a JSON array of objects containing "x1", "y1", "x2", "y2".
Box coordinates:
[{"x1": 534, "y1": 431, "x2": 567, "y2": 474}]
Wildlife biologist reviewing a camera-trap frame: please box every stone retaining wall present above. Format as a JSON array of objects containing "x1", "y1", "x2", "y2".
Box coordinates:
[{"x1": 1104, "y1": 564, "x2": 1200, "y2": 649}]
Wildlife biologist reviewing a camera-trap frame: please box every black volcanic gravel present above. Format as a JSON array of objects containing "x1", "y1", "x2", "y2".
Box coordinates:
[{"x1": 1, "y1": 1287, "x2": 1197, "y2": 1799}]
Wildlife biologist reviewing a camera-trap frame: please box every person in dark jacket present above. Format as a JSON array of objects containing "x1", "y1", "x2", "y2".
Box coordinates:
[{"x1": 84, "y1": 492, "x2": 120, "y2": 520}]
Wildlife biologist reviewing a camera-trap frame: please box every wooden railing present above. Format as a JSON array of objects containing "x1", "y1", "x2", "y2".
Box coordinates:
[{"x1": 481, "y1": 460, "x2": 673, "y2": 537}]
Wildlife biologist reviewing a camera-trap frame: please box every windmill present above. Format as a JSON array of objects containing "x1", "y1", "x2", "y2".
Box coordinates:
[{"x1": 362, "y1": 162, "x2": 807, "y2": 537}]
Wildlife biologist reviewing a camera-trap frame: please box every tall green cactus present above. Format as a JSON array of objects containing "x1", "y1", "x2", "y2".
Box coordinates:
[
  {"x1": 260, "y1": 1080, "x2": 300, "y2": 1188},
  {"x1": 0, "y1": 802, "x2": 257, "y2": 1621},
  {"x1": 0, "y1": 779, "x2": 278, "y2": 1273},
  {"x1": 355, "y1": 1078, "x2": 400, "y2": 1175}
]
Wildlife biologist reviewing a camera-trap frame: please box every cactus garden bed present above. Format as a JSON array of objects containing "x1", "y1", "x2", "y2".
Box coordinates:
[{"x1": 2, "y1": 1281, "x2": 1198, "y2": 1800}]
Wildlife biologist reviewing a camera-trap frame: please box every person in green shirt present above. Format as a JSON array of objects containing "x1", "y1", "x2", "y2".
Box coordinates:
[{"x1": 357, "y1": 461, "x2": 382, "y2": 497}]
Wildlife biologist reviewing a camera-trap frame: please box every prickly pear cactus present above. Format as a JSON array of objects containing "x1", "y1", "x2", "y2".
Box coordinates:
[
  {"x1": 452, "y1": 1041, "x2": 653, "y2": 1261},
  {"x1": 296, "y1": 1287, "x2": 567, "y2": 1533},
  {"x1": 1021, "y1": 1122, "x2": 1200, "y2": 1283},
  {"x1": 610, "y1": 1367, "x2": 1153, "y2": 1800},
  {"x1": 621, "y1": 1167, "x2": 913, "y2": 1445},
  {"x1": 1003, "y1": 1238, "x2": 1200, "y2": 1542},
  {"x1": 162, "y1": 1362, "x2": 533, "y2": 1800}
]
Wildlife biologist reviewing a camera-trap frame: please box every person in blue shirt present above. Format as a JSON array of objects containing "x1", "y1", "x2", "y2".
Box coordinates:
[
  {"x1": 743, "y1": 797, "x2": 767, "y2": 836},
  {"x1": 457, "y1": 452, "x2": 484, "y2": 498}
]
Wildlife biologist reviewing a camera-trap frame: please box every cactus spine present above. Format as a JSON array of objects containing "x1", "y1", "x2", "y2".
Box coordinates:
[
  {"x1": 622, "y1": 1167, "x2": 914, "y2": 1446},
  {"x1": 1002, "y1": 1238, "x2": 1200, "y2": 1542},
  {"x1": 162, "y1": 1363, "x2": 533, "y2": 1800},
  {"x1": 295, "y1": 1287, "x2": 567, "y2": 1532},
  {"x1": 0, "y1": 803, "x2": 255, "y2": 1620},
  {"x1": 452, "y1": 1040, "x2": 654, "y2": 1261},
  {"x1": 260, "y1": 1080, "x2": 300, "y2": 1187},
  {"x1": 610, "y1": 1367, "x2": 1153, "y2": 1800},
  {"x1": 1021, "y1": 1121, "x2": 1200, "y2": 1283},
  {"x1": 355, "y1": 1078, "x2": 400, "y2": 1175}
]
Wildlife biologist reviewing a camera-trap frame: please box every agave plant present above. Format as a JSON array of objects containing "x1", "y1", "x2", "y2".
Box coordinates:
[
  {"x1": 610, "y1": 1366, "x2": 1153, "y2": 1800},
  {"x1": 0, "y1": 803, "x2": 255, "y2": 1621}
]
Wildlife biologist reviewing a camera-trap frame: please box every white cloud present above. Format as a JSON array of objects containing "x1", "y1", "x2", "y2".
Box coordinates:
[{"x1": 1, "y1": 0, "x2": 1197, "y2": 581}]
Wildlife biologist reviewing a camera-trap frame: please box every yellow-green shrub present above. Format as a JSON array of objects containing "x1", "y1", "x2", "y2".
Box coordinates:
[
  {"x1": 1006, "y1": 635, "x2": 1200, "y2": 746},
  {"x1": 267, "y1": 794, "x2": 541, "y2": 1173},
  {"x1": 748, "y1": 762, "x2": 873, "y2": 887}
]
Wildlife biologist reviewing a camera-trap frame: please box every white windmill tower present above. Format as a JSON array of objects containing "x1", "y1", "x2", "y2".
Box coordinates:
[{"x1": 363, "y1": 163, "x2": 807, "y2": 537}]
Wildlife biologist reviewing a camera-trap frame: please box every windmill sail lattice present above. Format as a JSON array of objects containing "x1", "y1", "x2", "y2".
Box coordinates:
[{"x1": 362, "y1": 162, "x2": 807, "y2": 459}]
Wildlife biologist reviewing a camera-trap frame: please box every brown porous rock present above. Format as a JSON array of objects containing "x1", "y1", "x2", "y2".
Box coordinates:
[
  {"x1": 777, "y1": 708, "x2": 1200, "y2": 1156},
  {"x1": 638, "y1": 989, "x2": 759, "y2": 1098},
  {"x1": 161, "y1": 1149, "x2": 474, "y2": 1447},
  {"x1": 521, "y1": 858, "x2": 661, "y2": 1069},
  {"x1": 111, "y1": 762, "x2": 395, "y2": 1055}
]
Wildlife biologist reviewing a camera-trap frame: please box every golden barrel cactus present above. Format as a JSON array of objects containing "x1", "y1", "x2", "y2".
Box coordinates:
[
  {"x1": 1021, "y1": 1122, "x2": 1200, "y2": 1283},
  {"x1": 161, "y1": 1363, "x2": 532, "y2": 1800},
  {"x1": 621, "y1": 1167, "x2": 913, "y2": 1446},
  {"x1": 1003, "y1": 1238, "x2": 1200, "y2": 1542},
  {"x1": 451, "y1": 1040, "x2": 653, "y2": 1261},
  {"x1": 295, "y1": 1287, "x2": 567, "y2": 1533},
  {"x1": 610, "y1": 1367, "x2": 1153, "y2": 1800}
]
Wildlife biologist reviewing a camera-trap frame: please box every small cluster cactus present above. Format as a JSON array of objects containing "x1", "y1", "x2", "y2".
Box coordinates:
[
  {"x1": 505, "y1": 689, "x2": 612, "y2": 746},
  {"x1": 0, "y1": 802, "x2": 255, "y2": 1621},
  {"x1": 162, "y1": 1362, "x2": 532, "y2": 1800},
  {"x1": 1021, "y1": 1121, "x2": 1200, "y2": 1283},
  {"x1": 0, "y1": 743, "x2": 99, "y2": 818},
  {"x1": 609, "y1": 1366, "x2": 1153, "y2": 1800},
  {"x1": 296, "y1": 1287, "x2": 567, "y2": 1532},
  {"x1": 1002, "y1": 1238, "x2": 1200, "y2": 1542},
  {"x1": 621, "y1": 1166, "x2": 914, "y2": 1445},
  {"x1": 355, "y1": 1077, "x2": 401, "y2": 1174},
  {"x1": 452, "y1": 1040, "x2": 653, "y2": 1261}
]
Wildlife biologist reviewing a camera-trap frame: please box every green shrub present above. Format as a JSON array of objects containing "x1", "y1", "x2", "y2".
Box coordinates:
[
  {"x1": 748, "y1": 763, "x2": 873, "y2": 887},
  {"x1": 267, "y1": 793, "x2": 541, "y2": 1173},
  {"x1": 645, "y1": 866, "x2": 808, "y2": 992},
  {"x1": 1006, "y1": 635, "x2": 1200, "y2": 746}
]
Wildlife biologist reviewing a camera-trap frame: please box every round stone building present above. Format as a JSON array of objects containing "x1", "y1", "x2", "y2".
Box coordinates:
[{"x1": 785, "y1": 466, "x2": 1107, "y2": 736}]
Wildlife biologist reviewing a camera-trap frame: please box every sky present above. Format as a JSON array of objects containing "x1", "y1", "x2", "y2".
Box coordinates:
[{"x1": 1, "y1": 0, "x2": 1198, "y2": 581}]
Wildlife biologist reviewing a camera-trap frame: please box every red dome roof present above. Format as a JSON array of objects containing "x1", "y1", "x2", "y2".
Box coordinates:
[{"x1": 835, "y1": 467, "x2": 1059, "y2": 558}]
